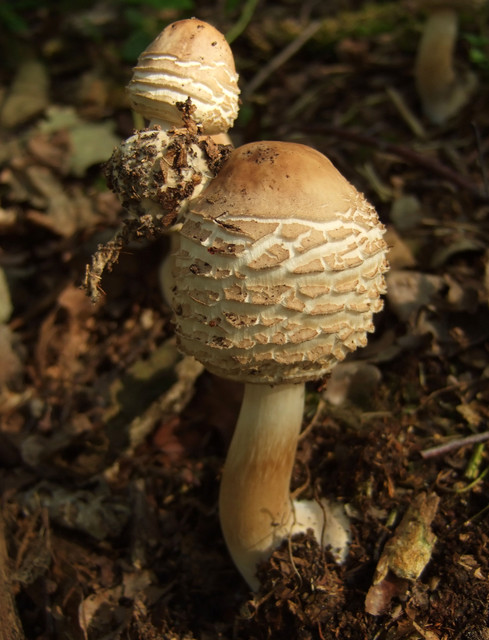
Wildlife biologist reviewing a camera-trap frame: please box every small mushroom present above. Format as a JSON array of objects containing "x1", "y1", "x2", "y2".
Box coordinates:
[
  {"x1": 128, "y1": 18, "x2": 240, "y2": 135},
  {"x1": 111, "y1": 17, "x2": 240, "y2": 220},
  {"x1": 86, "y1": 19, "x2": 238, "y2": 301},
  {"x1": 124, "y1": 19, "x2": 240, "y2": 298},
  {"x1": 415, "y1": 0, "x2": 483, "y2": 124},
  {"x1": 171, "y1": 141, "x2": 389, "y2": 589}
]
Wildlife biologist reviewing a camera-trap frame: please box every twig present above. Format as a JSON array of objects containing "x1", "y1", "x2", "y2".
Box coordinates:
[
  {"x1": 301, "y1": 124, "x2": 487, "y2": 200},
  {"x1": 386, "y1": 86, "x2": 426, "y2": 139},
  {"x1": 244, "y1": 21, "x2": 322, "y2": 98},
  {"x1": 420, "y1": 431, "x2": 489, "y2": 459},
  {"x1": 420, "y1": 381, "x2": 469, "y2": 406}
]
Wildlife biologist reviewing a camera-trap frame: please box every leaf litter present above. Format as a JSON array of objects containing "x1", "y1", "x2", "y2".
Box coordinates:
[{"x1": 1, "y1": 2, "x2": 489, "y2": 639}]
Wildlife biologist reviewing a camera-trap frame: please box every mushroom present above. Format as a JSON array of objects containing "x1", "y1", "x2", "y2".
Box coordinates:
[
  {"x1": 414, "y1": 0, "x2": 483, "y2": 124},
  {"x1": 126, "y1": 18, "x2": 240, "y2": 299},
  {"x1": 86, "y1": 19, "x2": 239, "y2": 301},
  {"x1": 113, "y1": 16, "x2": 240, "y2": 219},
  {"x1": 125, "y1": 17, "x2": 240, "y2": 300},
  {"x1": 128, "y1": 17, "x2": 240, "y2": 138},
  {"x1": 171, "y1": 141, "x2": 389, "y2": 589}
]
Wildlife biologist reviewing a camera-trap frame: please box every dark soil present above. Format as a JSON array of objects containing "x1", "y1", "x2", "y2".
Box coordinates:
[{"x1": 1, "y1": 2, "x2": 489, "y2": 639}]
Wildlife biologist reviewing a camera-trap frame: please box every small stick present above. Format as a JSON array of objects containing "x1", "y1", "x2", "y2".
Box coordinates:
[
  {"x1": 386, "y1": 86, "x2": 426, "y2": 139},
  {"x1": 301, "y1": 124, "x2": 487, "y2": 200},
  {"x1": 244, "y1": 21, "x2": 322, "y2": 97},
  {"x1": 420, "y1": 431, "x2": 489, "y2": 459}
]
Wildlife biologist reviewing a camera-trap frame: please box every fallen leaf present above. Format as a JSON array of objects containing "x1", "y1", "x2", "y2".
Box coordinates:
[
  {"x1": 430, "y1": 238, "x2": 485, "y2": 269},
  {"x1": 0, "y1": 325, "x2": 24, "y2": 390},
  {"x1": 390, "y1": 194, "x2": 423, "y2": 232},
  {"x1": 25, "y1": 167, "x2": 98, "y2": 235},
  {"x1": 386, "y1": 271, "x2": 445, "y2": 322},
  {"x1": 22, "y1": 480, "x2": 131, "y2": 540},
  {"x1": 78, "y1": 584, "x2": 124, "y2": 640},
  {"x1": 384, "y1": 225, "x2": 417, "y2": 270},
  {"x1": 324, "y1": 361, "x2": 382, "y2": 407},
  {"x1": 364, "y1": 573, "x2": 409, "y2": 617},
  {"x1": 36, "y1": 105, "x2": 120, "y2": 177},
  {"x1": 35, "y1": 284, "x2": 95, "y2": 384},
  {"x1": 0, "y1": 59, "x2": 49, "y2": 129},
  {"x1": 69, "y1": 120, "x2": 120, "y2": 177}
]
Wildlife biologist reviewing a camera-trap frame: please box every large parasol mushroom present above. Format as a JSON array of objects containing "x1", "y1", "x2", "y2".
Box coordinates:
[{"x1": 170, "y1": 140, "x2": 389, "y2": 589}]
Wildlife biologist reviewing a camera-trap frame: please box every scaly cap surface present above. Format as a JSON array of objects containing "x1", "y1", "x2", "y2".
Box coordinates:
[
  {"x1": 172, "y1": 141, "x2": 389, "y2": 384},
  {"x1": 128, "y1": 18, "x2": 240, "y2": 134}
]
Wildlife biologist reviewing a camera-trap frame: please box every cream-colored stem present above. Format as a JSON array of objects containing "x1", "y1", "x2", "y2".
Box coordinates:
[
  {"x1": 415, "y1": 9, "x2": 475, "y2": 124},
  {"x1": 219, "y1": 382, "x2": 305, "y2": 589},
  {"x1": 416, "y1": 9, "x2": 457, "y2": 94}
]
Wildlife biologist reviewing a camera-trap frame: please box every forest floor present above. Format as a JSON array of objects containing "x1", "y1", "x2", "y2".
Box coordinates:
[{"x1": 1, "y1": 1, "x2": 489, "y2": 639}]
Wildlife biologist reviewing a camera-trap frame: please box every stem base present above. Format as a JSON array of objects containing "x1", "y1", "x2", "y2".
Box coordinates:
[{"x1": 291, "y1": 498, "x2": 350, "y2": 563}]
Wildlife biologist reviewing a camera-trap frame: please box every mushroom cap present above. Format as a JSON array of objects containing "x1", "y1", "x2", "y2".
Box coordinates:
[
  {"x1": 172, "y1": 141, "x2": 389, "y2": 385},
  {"x1": 127, "y1": 18, "x2": 240, "y2": 135},
  {"x1": 105, "y1": 128, "x2": 222, "y2": 224}
]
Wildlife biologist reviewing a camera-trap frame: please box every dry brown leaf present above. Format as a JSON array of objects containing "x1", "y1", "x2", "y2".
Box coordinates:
[
  {"x1": 25, "y1": 169, "x2": 99, "y2": 236},
  {"x1": 386, "y1": 271, "x2": 445, "y2": 322},
  {"x1": 0, "y1": 326, "x2": 24, "y2": 390},
  {"x1": 22, "y1": 481, "x2": 130, "y2": 540},
  {"x1": 0, "y1": 59, "x2": 49, "y2": 129},
  {"x1": 384, "y1": 225, "x2": 417, "y2": 270},
  {"x1": 35, "y1": 284, "x2": 96, "y2": 385},
  {"x1": 324, "y1": 361, "x2": 382, "y2": 408}
]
